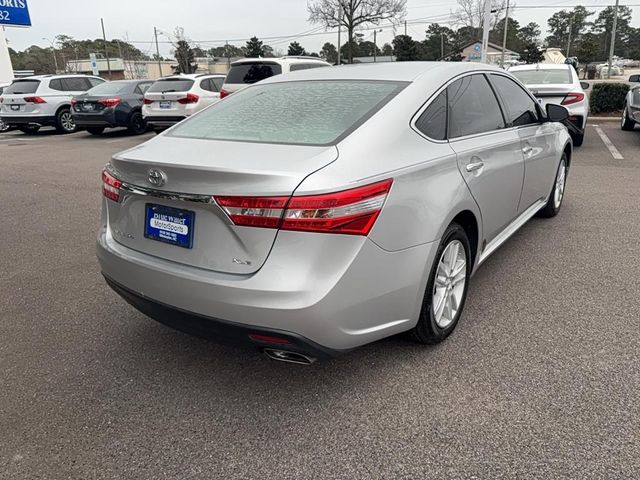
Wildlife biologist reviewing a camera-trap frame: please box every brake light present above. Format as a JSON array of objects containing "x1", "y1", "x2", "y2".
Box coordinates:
[
  {"x1": 24, "y1": 96, "x2": 46, "y2": 104},
  {"x1": 102, "y1": 168, "x2": 122, "y2": 202},
  {"x1": 561, "y1": 92, "x2": 585, "y2": 106},
  {"x1": 219, "y1": 88, "x2": 230, "y2": 99},
  {"x1": 143, "y1": 97, "x2": 153, "y2": 105},
  {"x1": 71, "y1": 98, "x2": 77, "y2": 106},
  {"x1": 215, "y1": 179, "x2": 393, "y2": 236},
  {"x1": 177, "y1": 93, "x2": 199, "y2": 104},
  {"x1": 98, "y1": 97, "x2": 122, "y2": 108}
]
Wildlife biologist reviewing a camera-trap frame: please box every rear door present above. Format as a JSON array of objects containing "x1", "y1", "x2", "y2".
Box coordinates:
[
  {"x1": 144, "y1": 78, "x2": 195, "y2": 116},
  {"x1": 0, "y1": 79, "x2": 41, "y2": 115},
  {"x1": 447, "y1": 74, "x2": 525, "y2": 244},
  {"x1": 489, "y1": 73, "x2": 559, "y2": 211}
]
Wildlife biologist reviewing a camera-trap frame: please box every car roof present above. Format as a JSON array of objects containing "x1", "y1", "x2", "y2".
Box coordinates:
[
  {"x1": 258, "y1": 61, "x2": 504, "y2": 84},
  {"x1": 231, "y1": 56, "x2": 331, "y2": 66},
  {"x1": 509, "y1": 64, "x2": 571, "y2": 71}
]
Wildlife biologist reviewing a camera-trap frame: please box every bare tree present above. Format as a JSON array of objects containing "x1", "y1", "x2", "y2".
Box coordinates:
[
  {"x1": 308, "y1": 0, "x2": 407, "y2": 63},
  {"x1": 453, "y1": 0, "x2": 507, "y2": 30}
]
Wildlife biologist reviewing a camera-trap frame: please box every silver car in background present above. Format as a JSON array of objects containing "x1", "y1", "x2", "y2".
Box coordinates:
[
  {"x1": 97, "y1": 63, "x2": 572, "y2": 364},
  {"x1": 622, "y1": 74, "x2": 640, "y2": 131},
  {"x1": 509, "y1": 63, "x2": 588, "y2": 146}
]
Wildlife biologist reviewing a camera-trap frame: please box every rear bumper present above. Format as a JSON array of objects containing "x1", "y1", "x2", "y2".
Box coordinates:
[
  {"x1": 145, "y1": 116, "x2": 186, "y2": 128},
  {"x1": 73, "y1": 110, "x2": 120, "y2": 128},
  {"x1": 0, "y1": 115, "x2": 56, "y2": 127},
  {"x1": 97, "y1": 214, "x2": 437, "y2": 352}
]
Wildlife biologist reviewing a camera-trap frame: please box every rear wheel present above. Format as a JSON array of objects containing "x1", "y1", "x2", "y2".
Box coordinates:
[
  {"x1": 621, "y1": 103, "x2": 636, "y2": 131},
  {"x1": 0, "y1": 120, "x2": 10, "y2": 133},
  {"x1": 411, "y1": 223, "x2": 471, "y2": 345},
  {"x1": 55, "y1": 108, "x2": 77, "y2": 134},
  {"x1": 18, "y1": 125, "x2": 40, "y2": 135},
  {"x1": 86, "y1": 127, "x2": 105, "y2": 135},
  {"x1": 127, "y1": 111, "x2": 147, "y2": 135},
  {"x1": 539, "y1": 154, "x2": 567, "y2": 218}
]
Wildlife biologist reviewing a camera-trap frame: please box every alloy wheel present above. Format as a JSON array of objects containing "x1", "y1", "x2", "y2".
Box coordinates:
[
  {"x1": 554, "y1": 159, "x2": 566, "y2": 209},
  {"x1": 432, "y1": 240, "x2": 467, "y2": 329},
  {"x1": 61, "y1": 111, "x2": 75, "y2": 132}
]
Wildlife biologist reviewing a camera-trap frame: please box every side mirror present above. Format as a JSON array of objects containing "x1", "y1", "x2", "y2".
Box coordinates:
[
  {"x1": 580, "y1": 81, "x2": 590, "y2": 90},
  {"x1": 629, "y1": 74, "x2": 640, "y2": 83},
  {"x1": 546, "y1": 103, "x2": 569, "y2": 123}
]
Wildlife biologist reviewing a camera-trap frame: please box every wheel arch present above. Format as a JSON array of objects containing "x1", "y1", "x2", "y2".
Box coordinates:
[{"x1": 450, "y1": 210, "x2": 479, "y2": 267}]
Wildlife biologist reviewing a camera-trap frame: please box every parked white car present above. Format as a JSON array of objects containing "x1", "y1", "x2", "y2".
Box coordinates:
[
  {"x1": 0, "y1": 82, "x2": 10, "y2": 132},
  {"x1": 142, "y1": 74, "x2": 226, "y2": 132},
  {"x1": 220, "y1": 56, "x2": 331, "y2": 98},
  {"x1": 509, "y1": 64, "x2": 589, "y2": 146},
  {"x1": 0, "y1": 75, "x2": 105, "y2": 134},
  {"x1": 621, "y1": 74, "x2": 640, "y2": 131}
]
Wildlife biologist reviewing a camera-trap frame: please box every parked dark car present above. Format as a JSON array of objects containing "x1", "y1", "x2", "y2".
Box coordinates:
[{"x1": 72, "y1": 80, "x2": 153, "y2": 135}]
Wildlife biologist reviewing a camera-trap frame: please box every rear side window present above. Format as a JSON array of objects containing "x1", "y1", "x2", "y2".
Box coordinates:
[
  {"x1": 226, "y1": 63, "x2": 282, "y2": 84},
  {"x1": 4, "y1": 80, "x2": 40, "y2": 94},
  {"x1": 212, "y1": 78, "x2": 224, "y2": 91},
  {"x1": 510, "y1": 69, "x2": 572, "y2": 85},
  {"x1": 63, "y1": 78, "x2": 92, "y2": 91},
  {"x1": 135, "y1": 82, "x2": 153, "y2": 94},
  {"x1": 89, "y1": 78, "x2": 105, "y2": 87},
  {"x1": 415, "y1": 91, "x2": 447, "y2": 140},
  {"x1": 200, "y1": 78, "x2": 220, "y2": 92},
  {"x1": 147, "y1": 79, "x2": 195, "y2": 93},
  {"x1": 169, "y1": 80, "x2": 407, "y2": 146},
  {"x1": 489, "y1": 74, "x2": 539, "y2": 127},
  {"x1": 448, "y1": 75, "x2": 505, "y2": 138},
  {"x1": 49, "y1": 79, "x2": 64, "y2": 91}
]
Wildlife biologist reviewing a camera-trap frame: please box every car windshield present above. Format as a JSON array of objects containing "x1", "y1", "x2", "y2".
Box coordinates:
[
  {"x1": 87, "y1": 82, "x2": 131, "y2": 95},
  {"x1": 4, "y1": 80, "x2": 40, "y2": 94},
  {"x1": 168, "y1": 80, "x2": 407, "y2": 146},
  {"x1": 510, "y1": 69, "x2": 573, "y2": 85},
  {"x1": 226, "y1": 63, "x2": 283, "y2": 84},
  {"x1": 147, "y1": 79, "x2": 195, "y2": 93}
]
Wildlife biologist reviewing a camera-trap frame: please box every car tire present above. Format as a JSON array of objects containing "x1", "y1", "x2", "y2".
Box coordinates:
[
  {"x1": 86, "y1": 127, "x2": 105, "y2": 135},
  {"x1": 621, "y1": 103, "x2": 636, "y2": 131},
  {"x1": 538, "y1": 153, "x2": 568, "y2": 218},
  {"x1": 55, "y1": 108, "x2": 77, "y2": 134},
  {"x1": 410, "y1": 222, "x2": 471, "y2": 345},
  {"x1": 571, "y1": 132, "x2": 584, "y2": 147},
  {"x1": 0, "y1": 120, "x2": 10, "y2": 133},
  {"x1": 127, "y1": 112, "x2": 147, "y2": 135},
  {"x1": 18, "y1": 125, "x2": 40, "y2": 135}
]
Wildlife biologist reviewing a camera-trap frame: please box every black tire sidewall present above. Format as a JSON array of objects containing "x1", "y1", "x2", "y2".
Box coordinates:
[{"x1": 128, "y1": 112, "x2": 146, "y2": 135}]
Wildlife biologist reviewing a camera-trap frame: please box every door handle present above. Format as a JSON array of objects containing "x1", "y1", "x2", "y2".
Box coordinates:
[
  {"x1": 522, "y1": 144, "x2": 533, "y2": 155},
  {"x1": 466, "y1": 160, "x2": 484, "y2": 172}
]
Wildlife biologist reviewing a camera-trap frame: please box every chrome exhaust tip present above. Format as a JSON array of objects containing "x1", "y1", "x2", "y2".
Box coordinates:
[{"x1": 263, "y1": 348, "x2": 316, "y2": 365}]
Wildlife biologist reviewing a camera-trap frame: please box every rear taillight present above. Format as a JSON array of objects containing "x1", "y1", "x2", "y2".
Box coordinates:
[
  {"x1": 561, "y1": 92, "x2": 585, "y2": 106},
  {"x1": 215, "y1": 179, "x2": 393, "y2": 236},
  {"x1": 143, "y1": 97, "x2": 153, "y2": 105},
  {"x1": 102, "y1": 168, "x2": 122, "y2": 202},
  {"x1": 177, "y1": 93, "x2": 199, "y2": 104},
  {"x1": 98, "y1": 97, "x2": 122, "y2": 108},
  {"x1": 219, "y1": 88, "x2": 230, "y2": 99},
  {"x1": 24, "y1": 96, "x2": 46, "y2": 104},
  {"x1": 71, "y1": 98, "x2": 77, "y2": 106}
]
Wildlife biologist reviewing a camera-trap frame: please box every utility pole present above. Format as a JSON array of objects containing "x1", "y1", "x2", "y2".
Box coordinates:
[
  {"x1": 42, "y1": 37, "x2": 59, "y2": 73},
  {"x1": 441, "y1": 33, "x2": 445, "y2": 58},
  {"x1": 225, "y1": 41, "x2": 231, "y2": 70},
  {"x1": 154, "y1": 27, "x2": 162, "y2": 77},
  {"x1": 566, "y1": 14, "x2": 574, "y2": 58},
  {"x1": 373, "y1": 29, "x2": 382, "y2": 62},
  {"x1": 501, "y1": 0, "x2": 510, "y2": 68},
  {"x1": 480, "y1": 0, "x2": 492, "y2": 63},
  {"x1": 404, "y1": 20, "x2": 407, "y2": 36},
  {"x1": 337, "y1": 7, "x2": 342, "y2": 65},
  {"x1": 607, "y1": 0, "x2": 620, "y2": 79},
  {"x1": 101, "y1": 18, "x2": 112, "y2": 78}
]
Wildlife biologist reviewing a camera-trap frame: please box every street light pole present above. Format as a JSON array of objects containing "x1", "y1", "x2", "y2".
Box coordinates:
[
  {"x1": 607, "y1": 0, "x2": 620, "y2": 79},
  {"x1": 501, "y1": 0, "x2": 510, "y2": 68},
  {"x1": 154, "y1": 27, "x2": 162, "y2": 77},
  {"x1": 480, "y1": 0, "x2": 492, "y2": 63},
  {"x1": 566, "y1": 14, "x2": 574, "y2": 58},
  {"x1": 373, "y1": 29, "x2": 382, "y2": 62},
  {"x1": 337, "y1": 7, "x2": 342, "y2": 65},
  {"x1": 42, "y1": 37, "x2": 59, "y2": 73},
  {"x1": 101, "y1": 18, "x2": 112, "y2": 78}
]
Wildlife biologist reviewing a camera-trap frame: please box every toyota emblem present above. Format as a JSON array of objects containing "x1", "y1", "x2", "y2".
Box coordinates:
[{"x1": 148, "y1": 169, "x2": 167, "y2": 187}]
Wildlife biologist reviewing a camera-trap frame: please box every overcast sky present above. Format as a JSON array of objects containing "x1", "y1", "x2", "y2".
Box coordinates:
[{"x1": 4, "y1": 0, "x2": 640, "y2": 57}]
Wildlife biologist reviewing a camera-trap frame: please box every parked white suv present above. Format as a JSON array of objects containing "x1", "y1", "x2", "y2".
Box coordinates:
[
  {"x1": 0, "y1": 82, "x2": 10, "y2": 132},
  {"x1": 220, "y1": 56, "x2": 331, "y2": 98},
  {"x1": 142, "y1": 74, "x2": 226, "y2": 132},
  {"x1": 0, "y1": 75, "x2": 105, "y2": 134}
]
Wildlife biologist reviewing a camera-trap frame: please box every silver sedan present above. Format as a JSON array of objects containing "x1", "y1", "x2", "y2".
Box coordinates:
[{"x1": 97, "y1": 62, "x2": 572, "y2": 364}]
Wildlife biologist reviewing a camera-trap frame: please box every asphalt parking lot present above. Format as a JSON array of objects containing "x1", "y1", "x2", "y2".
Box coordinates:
[{"x1": 1, "y1": 123, "x2": 639, "y2": 479}]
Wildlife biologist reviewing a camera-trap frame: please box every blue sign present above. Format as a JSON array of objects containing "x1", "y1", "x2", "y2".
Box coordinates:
[{"x1": 0, "y1": 0, "x2": 32, "y2": 27}]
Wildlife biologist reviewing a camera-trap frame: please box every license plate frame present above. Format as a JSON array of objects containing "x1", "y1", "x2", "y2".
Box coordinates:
[
  {"x1": 159, "y1": 101, "x2": 171, "y2": 109},
  {"x1": 10, "y1": 105, "x2": 20, "y2": 111},
  {"x1": 144, "y1": 203, "x2": 195, "y2": 249}
]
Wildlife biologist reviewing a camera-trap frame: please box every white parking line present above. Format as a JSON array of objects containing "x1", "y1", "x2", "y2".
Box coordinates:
[{"x1": 593, "y1": 125, "x2": 624, "y2": 160}]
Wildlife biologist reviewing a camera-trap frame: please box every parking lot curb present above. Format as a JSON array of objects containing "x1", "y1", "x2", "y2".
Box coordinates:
[{"x1": 588, "y1": 117, "x2": 620, "y2": 123}]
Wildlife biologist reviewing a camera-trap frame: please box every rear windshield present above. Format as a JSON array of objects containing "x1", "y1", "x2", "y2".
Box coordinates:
[
  {"x1": 147, "y1": 79, "x2": 195, "y2": 93},
  {"x1": 4, "y1": 80, "x2": 40, "y2": 94},
  {"x1": 87, "y1": 82, "x2": 131, "y2": 95},
  {"x1": 510, "y1": 69, "x2": 573, "y2": 85},
  {"x1": 168, "y1": 80, "x2": 407, "y2": 146},
  {"x1": 226, "y1": 63, "x2": 283, "y2": 84}
]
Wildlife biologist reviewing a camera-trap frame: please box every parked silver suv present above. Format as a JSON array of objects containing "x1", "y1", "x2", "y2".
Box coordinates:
[{"x1": 0, "y1": 74, "x2": 105, "y2": 134}]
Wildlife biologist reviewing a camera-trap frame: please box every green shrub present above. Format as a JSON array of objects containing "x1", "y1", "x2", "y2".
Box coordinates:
[{"x1": 590, "y1": 82, "x2": 630, "y2": 114}]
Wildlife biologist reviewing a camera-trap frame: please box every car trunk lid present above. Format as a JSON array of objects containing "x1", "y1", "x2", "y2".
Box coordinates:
[
  {"x1": 527, "y1": 84, "x2": 576, "y2": 107},
  {"x1": 106, "y1": 135, "x2": 338, "y2": 274}
]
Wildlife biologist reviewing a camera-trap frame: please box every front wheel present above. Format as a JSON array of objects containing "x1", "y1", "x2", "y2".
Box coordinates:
[
  {"x1": 621, "y1": 104, "x2": 636, "y2": 131},
  {"x1": 55, "y1": 108, "x2": 77, "y2": 134},
  {"x1": 411, "y1": 223, "x2": 471, "y2": 345},
  {"x1": 539, "y1": 154, "x2": 567, "y2": 218}
]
